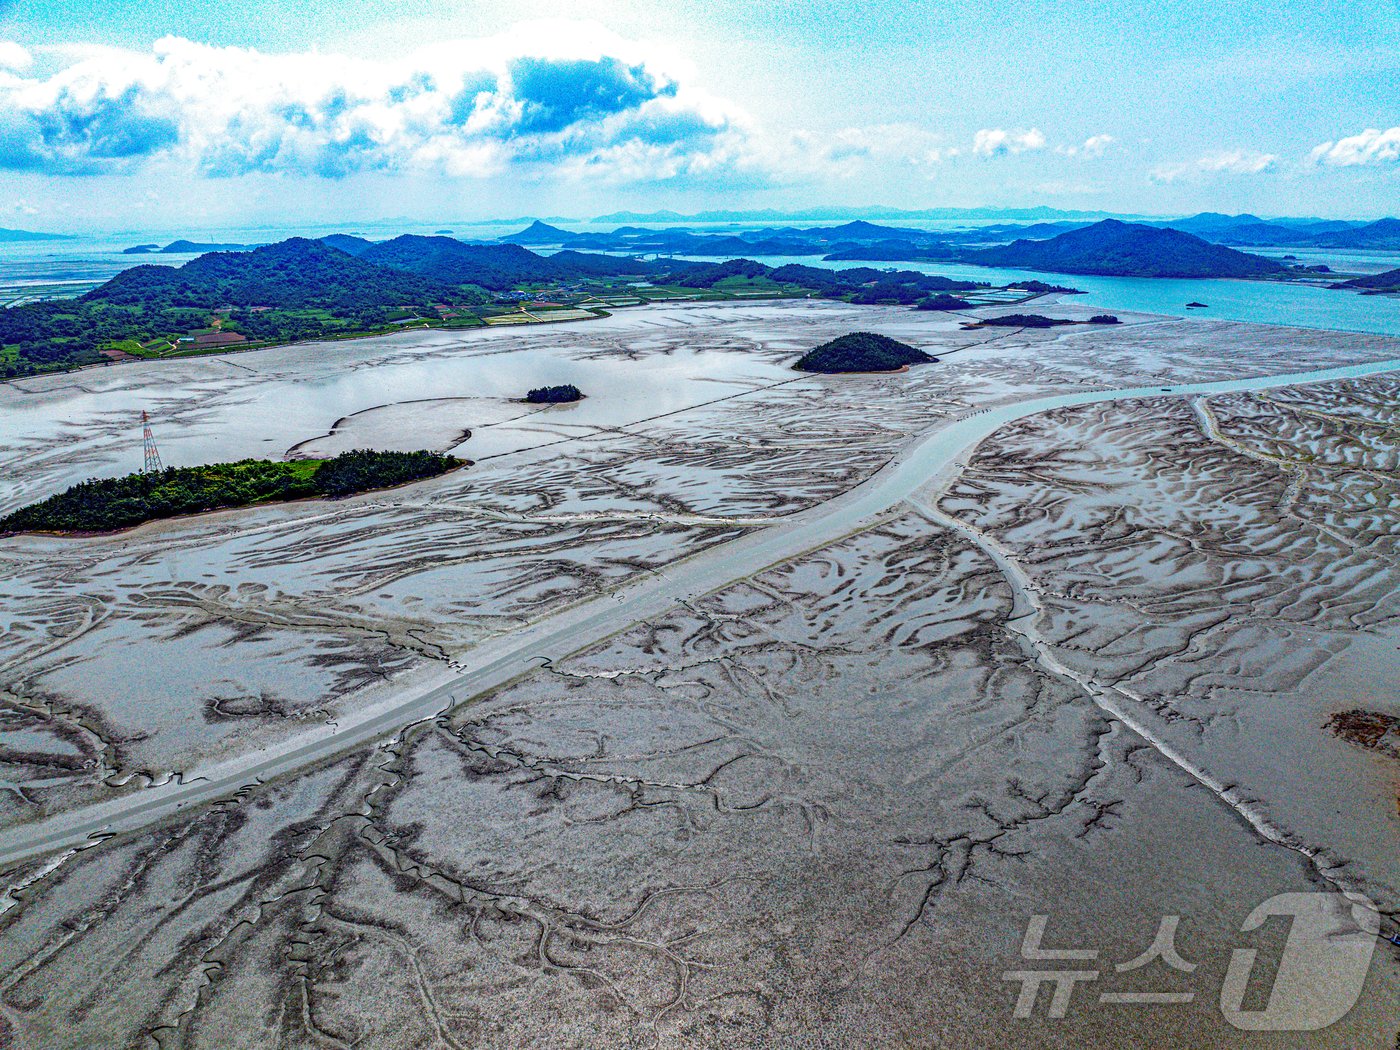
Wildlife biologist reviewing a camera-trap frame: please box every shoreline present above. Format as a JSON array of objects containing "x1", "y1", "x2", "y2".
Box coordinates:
[{"x1": 5, "y1": 270, "x2": 1399, "y2": 389}]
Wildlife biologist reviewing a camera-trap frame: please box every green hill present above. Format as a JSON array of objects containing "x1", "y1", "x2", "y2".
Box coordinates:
[
  {"x1": 968, "y1": 220, "x2": 1286, "y2": 278},
  {"x1": 359, "y1": 236, "x2": 651, "y2": 290},
  {"x1": 1339, "y1": 267, "x2": 1400, "y2": 292},
  {"x1": 0, "y1": 450, "x2": 462, "y2": 534},
  {"x1": 0, "y1": 240, "x2": 452, "y2": 378},
  {"x1": 89, "y1": 238, "x2": 447, "y2": 310},
  {"x1": 671, "y1": 259, "x2": 981, "y2": 304},
  {"x1": 794, "y1": 332, "x2": 936, "y2": 373},
  {"x1": 319, "y1": 234, "x2": 375, "y2": 256}
]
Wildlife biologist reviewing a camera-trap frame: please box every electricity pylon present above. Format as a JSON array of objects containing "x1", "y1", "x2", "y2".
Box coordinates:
[{"x1": 141, "y1": 411, "x2": 164, "y2": 473}]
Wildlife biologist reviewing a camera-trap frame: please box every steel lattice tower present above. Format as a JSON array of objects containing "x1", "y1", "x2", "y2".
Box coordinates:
[{"x1": 141, "y1": 411, "x2": 164, "y2": 473}]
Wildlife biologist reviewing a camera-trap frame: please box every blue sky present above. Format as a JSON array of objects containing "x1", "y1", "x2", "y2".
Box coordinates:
[{"x1": 0, "y1": 0, "x2": 1397, "y2": 231}]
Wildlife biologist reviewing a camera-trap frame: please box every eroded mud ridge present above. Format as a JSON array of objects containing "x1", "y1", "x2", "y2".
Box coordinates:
[
  {"x1": 0, "y1": 513, "x2": 1332, "y2": 1048},
  {"x1": 940, "y1": 373, "x2": 1400, "y2": 895},
  {"x1": 1, "y1": 304, "x2": 1399, "y2": 1046}
]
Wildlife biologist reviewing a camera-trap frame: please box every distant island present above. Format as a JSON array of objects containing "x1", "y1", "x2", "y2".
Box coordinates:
[
  {"x1": 4, "y1": 214, "x2": 1321, "y2": 380},
  {"x1": 1192, "y1": 214, "x2": 1400, "y2": 251},
  {"x1": 972, "y1": 313, "x2": 1122, "y2": 328},
  {"x1": 794, "y1": 332, "x2": 935, "y2": 373},
  {"x1": 966, "y1": 220, "x2": 1286, "y2": 279},
  {"x1": 2, "y1": 236, "x2": 1016, "y2": 378},
  {"x1": 0, "y1": 227, "x2": 73, "y2": 242},
  {"x1": 0, "y1": 449, "x2": 462, "y2": 535},
  {"x1": 123, "y1": 240, "x2": 258, "y2": 254},
  {"x1": 489, "y1": 217, "x2": 1301, "y2": 281},
  {"x1": 561, "y1": 209, "x2": 1400, "y2": 255},
  {"x1": 525, "y1": 384, "x2": 583, "y2": 403},
  {"x1": 974, "y1": 314, "x2": 1077, "y2": 328},
  {"x1": 501, "y1": 220, "x2": 578, "y2": 245}
]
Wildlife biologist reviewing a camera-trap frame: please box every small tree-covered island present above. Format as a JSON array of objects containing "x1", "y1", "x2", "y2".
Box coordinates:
[
  {"x1": 525, "y1": 384, "x2": 584, "y2": 403},
  {"x1": 0, "y1": 449, "x2": 462, "y2": 534},
  {"x1": 794, "y1": 332, "x2": 936, "y2": 373}
]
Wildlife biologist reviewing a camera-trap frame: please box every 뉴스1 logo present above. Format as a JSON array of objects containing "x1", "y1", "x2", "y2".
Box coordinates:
[{"x1": 1004, "y1": 891, "x2": 1382, "y2": 1031}]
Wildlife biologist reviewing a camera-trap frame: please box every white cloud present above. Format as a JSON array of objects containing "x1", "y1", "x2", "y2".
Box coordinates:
[
  {"x1": 1309, "y1": 127, "x2": 1400, "y2": 167},
  {"x1": 0, "y1": 42, "x2": 30, "y2": 71},
  {"x1": 1148, "y1": 163, "x2": 1189, "y2": 184},
  {"x1": 1197, "y1": 148, "x2": 1276, "y2": 174},
  {"x1": 1149, "y1": 147, "x2": 1276, "y2": 183},
  {"x1": 1080, "y1": 134, "x2": 1114, "y2": 158},
  {"x1": 1080, "y1": 134, "x2": 1114, "y2": 157},
  {"x1": 750, "y1": 123, "x2": 963, "y2": 185},
  {"x1": 1055, "y1": 133, "x2": 1114, "y2": 158},
  {"x1": 972, "y1": 127, "x2": 1046, "y2": 157},
  {"x1": 0, "y1": 25, "x2": 750, "y2": 182}
]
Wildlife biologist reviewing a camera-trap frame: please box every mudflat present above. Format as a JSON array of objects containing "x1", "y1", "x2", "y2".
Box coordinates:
[{"x1": 1, "y1": 298, "x2": 1397, "y2": 1047}]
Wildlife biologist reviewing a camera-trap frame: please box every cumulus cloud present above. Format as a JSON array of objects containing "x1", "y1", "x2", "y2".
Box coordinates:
[
  {"x1": 1196, "y1": 149, "x2": 1276, "y2": 174},
  {"x1": 1080, "y1": 134, "x2": 1115, "y2": 158},
  {"x1": 0, "y1": 42, "x2": 30, "y2": 70},
  {"x1": 1309, "y1": 127, "x2": 1400, "y2": 167},
  {"x1": 972, "y1": 127, "x2": 1045, "y2": 157},
  {"x1": 1054, "y1": 133, "x2": 1114, "y2": 158},
  {"x1": 0, "y1": 26, "x2": 747, "y2": 180},
  {"x1": 1149, "y1": 147, "x2": 1276, "y2": 183}
]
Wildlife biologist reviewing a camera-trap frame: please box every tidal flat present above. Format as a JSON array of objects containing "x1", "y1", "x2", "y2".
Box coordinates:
[{"x1": 0, "y1": 298, "x2": 1397, "y2": 1046}]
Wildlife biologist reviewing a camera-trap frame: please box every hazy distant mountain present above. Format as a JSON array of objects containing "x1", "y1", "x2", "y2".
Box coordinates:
[
  {"x1": 1149, "y1": 213, "x2": 1392, "y2": 248},
  {"x1": 500, "y1": 220, "x2": 579, "y2": 245},
  {"x1": 591, "y1": 206, "x2": 1141, "y2": 224},
  {"x1": 968, "y1": 220, "x2": 1286, "y2": 278},
  {"x1": 1211, "y1": 222, "x2": 1317, "y2": 246},
  {"x1": 956, "y1": 221, "x2": 1093, "y2": 241},
  {"x1": 0, "y1": 227, "x2": 72, "y2": 242},
  {"x1": 593, "y1": 209, "x2": 694, "y2": 223},
  {"x1": 1274, "y1": 218, "x2": 1359, "y2": 234},
  {"x1": 1305, "y1": 218, "x2": 1400, "y2": 250},
  {"x1": 796, "y1": 220, "x2": 923, "y2": 241},
  {"x1": 1158, "y1": 212, "x2": 1268, "y2": 235},
  {"x1": 545, "y1": 219, "x2": 950, "y2": 259}
]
